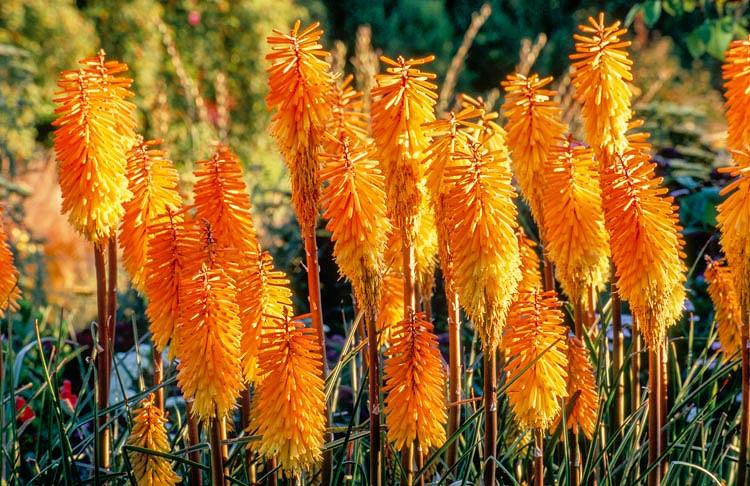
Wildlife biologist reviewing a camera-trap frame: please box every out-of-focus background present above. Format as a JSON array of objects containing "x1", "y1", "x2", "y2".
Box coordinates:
[{"x1": 0, "y1": 0, "x2": 746, "y2": 340}]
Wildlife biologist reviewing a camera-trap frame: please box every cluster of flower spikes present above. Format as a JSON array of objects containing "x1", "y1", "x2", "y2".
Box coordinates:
[
  {"x1": 119, "y1": 137, "x2": 181, "y2": 293},
  {"x1": 722, "y1": 35, "x2": 750, "y2": 153},
  {"x1": 383, "y1": 310, "x2": 447, "y2": 450},
  {"x1": 126, "y1": 394, "x2": 180, "y2": 486},
  {"x1": 704, "y1": 257, "x2": 743, "y2": 360},
  {"x1": 265, "y1": 21, "x2": 333, "y2": 234},
  {"x1": 717, "y1": 148, "x2": 750, "y2": 315},
  {"x1": 320, "y1": 133, "x2": 389, "y2": 321},
  {"x1": 503, "y1": 289, "x2": 569, "y2": 430},
  {"x1": 0, "y1": 214, "x2": 20, "y2": 316},
  {"x1": 444, "y1": 136, "x2": 521, "y2": 350},
  {"x1": 542, "y1": 136, "x2": 610, "y2": 305},
  {"x1": 53, "y1": 50, "x2": 137, "y2": 243},
  {"x1": 371, "y1": 55, "x2": 437, "y2": 245},
  {"x1": 560, "y1": 335, "x2": 599, "y2": 440},
  {"x1": 502, "y1": 73, "x2": 567, "y2": 232},
  {"x1": 251, "y1": 313, "x2": 326, "y2": 474},
  {"x1": 239, "y1": 250, "x2": 293, "y2": 383}
]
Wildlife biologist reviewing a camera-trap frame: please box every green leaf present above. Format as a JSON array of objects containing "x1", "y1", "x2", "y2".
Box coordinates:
[
  {"x1": 686, "y1": 22, "x2": 711, "y2": 58},
  {"x1": 625, "y1": 4, "x2": 642, "y2": 27},
  {"x1": 642, "y1": 0, "x2": 662, "y2": 27},
  {"x1": 706, "y1": 18, "x2": 734, "y2": 60}
]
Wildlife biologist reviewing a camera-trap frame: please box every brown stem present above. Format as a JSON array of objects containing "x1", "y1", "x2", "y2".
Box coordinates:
[
  {"x1": 611, "y1": 282, "x2": 624, "y2": 432},
  {"x1": 416, "y1": 442, "x2": 425, "y2": 486},
  {"x1": 366, "y1": 315, "x2": 382, "y2": 486},
  {"x1": 483, "y1": 351, "x2": 497, "y2": 486},
  {"x1": 210, "y1": 417, "x2": 227, "y2": 486},
  {"x1": 660, "y1": 340, "x2": 668, "y2": 479},
  {"x1": 571, "y1": 430, "x2": 581, "y2": 486},
  {"x1": 267, "y1": 458, "x2": 278, "y2": 486},
  {"x1": 543, "y1": 256, "x2": 554, "y2": 292},
  {"x1": 153, "y1": 349, "x2": 164, "y2": 411},
  {"x1": 631, "y1": 317, "x2": 642, "y2": 411},
  {"x1": 241, "y1": 387, "x2": 254, "y2": 483},
  {"x1": 94, "y1": 243, "x2": 110, "y2": 471},
  {"x1": 447, "y1": 288, "x2": 461, "y2": 469},
  {"x1": 534, "y1": 429, "x2": 544, "y2": 486},
  {"x1": 401, "y1": 443, "x2": 414, "y2": 486},
  {"x1": 648, "y1": 343, "x2": 662, "y2": 486},
  {"x1": 401, "y1": 236, "x2": 416, "y2": 486},
  {"x1": 186, "y1": 402, "x2": 204, "y2": 486},
  {"x1": 741, "y1": 309, "x2": 750, "y2": 486}
]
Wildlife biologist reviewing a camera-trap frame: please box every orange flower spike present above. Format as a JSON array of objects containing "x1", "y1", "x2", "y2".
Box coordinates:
[
  {"x1": 252, "y1": 314, "x2": 326, "y2": 474},
  {"x1": 717, "y1": 149, "x2": 750, "y2": 313},
  {"x1": 570, "y1": 13, "x2": 633, "y2": 157},
  {"x1": 516, "y1": 227, "x2": 543, "y2": 292},
  {"x1": 503, "y1": 290, "x2": 569, "y2": 430},
  {"x1": 723, "y1": 36, "x2": 750, "y2": 152},
  {"x1": 176, "y1": 267, "x2": 243, "y2": 420},
  {"x1": 0, "y1": 216, "x2": 20, "y2": 316},
  {"x1": 705, "y1": 257, "x2": 743, "y2": 360},
  {"x1": 543, "y1": 137, "x2": 610, "y2": 304},
  {"x1": 371, "y1": 55, "x2": 438, "y2": 242},
  {"x1": 320, "y1": 135, "x2": 389, "y2": 319},
  {"x1": 383, "y1": 311, "x2": 447, "y2": 450},
  {"x1": 53, "y1": 51, "x2": 136, "y2": 243},
  {"x1": 446, "y1": 139, "x2": 521, "y2": 349},
  {"x1": 127, "y1": 394, "x2": 181, "y2": 486},
  {"x1": 600, "y1": 135, "x2": 686, "y2": 346},
  {"x1": 239, "y1": 251, "x2": 293, "y2": 382},
  {"x1": 266, "y1": 21, "x2": 333, "y2": 233},
  {"x1": 562, "y1": 335, "x2": 600, "y2": 440},
  {"x1": 326, "y1": 75, "x2": 369, "y2": 146},
  {"x1": 145, "y1": 208, "x2": 186, "y2": 352},
  {"x1": 120, "y1": 137, "x2": 181, "y2": 293},
  {"x1": 502, "y1": 73, "x2": 567, "y2": 229}
]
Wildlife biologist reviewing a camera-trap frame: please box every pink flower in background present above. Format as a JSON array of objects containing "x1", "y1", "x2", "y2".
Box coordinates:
[
  {"x1": 15, "y1": 396, "x2": 35, "y2": 423},
  {"x1": 188, "y1": 10, "x2": 201, "y2": 26},
  {"x1": 60, "y1": 380, "x2": 78, "y2": 412}
]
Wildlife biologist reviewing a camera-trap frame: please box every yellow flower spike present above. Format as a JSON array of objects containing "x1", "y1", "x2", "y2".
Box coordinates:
[
  {"x1": 120, "y1": 137, "x2": 181, "y2": 293},
  {"x1": 705, "y1": 257, "x2": 743, "y2": 361},
  {"x1": 0, "y1": 216, "x2": 20, "y2": 316},
  {"x1": 252, "y1": 314, "x2": 326, "y2": 474},
  {"x1": 445, "y1": 139, "x2": 521, "y2": 350},
  {"x1": 503, "y1": 289, "x2": 569, "y2": 430},
  {"x1": 723, "y1": 36, "x2": 750, "y2": 152},
  {"x1": 53, "y1": 51, "x2": 136, "y2": 243},
  {"x1": 599, "y1": 133, "x2": 686, "y2": 347},
  {"x1": 502, "y1": 73, "x2": 567, "y2": 229},
  {"x1": 383, "y1": 311, "x2": 447, "y2": 450},
  {"x1": 717, "y1": 149, "x2": 750, "y2": 313},
  {"x1": 570, "y1": 13, "x2": 634, "y2": 157},
  {"x1": 326, "y1": 75, "x2": 369, "y2": 146},
  {"x1": 516, "y1": 227, "x2": 543, "y2": 292},
  {"x1": 127, "y1": 394, "x2": 180, "y2": 486},
  {"x1": 145, "y1": 208, "x2": 186, "y2": 353},
  {"x1": 239, "y1": 251, "x2": 293, "y2": 383},
  {"x1": 543, "y1": 137, "x2": 610, "y2": 305},
  {"x1": 371, "y1": 55, "x2": 437, "y2": 243},
  {"x1": 176, "y1": 266, "x2": 243, "y2": 420},
  {"x1": 560, "y1": 335, "x2": 599, "y2": 440},
  {"x1": 266, "y1": 21, "x2": 333, "y2": 233},
  {"x1": 320, "y1": 135, "x2": 389, "y2": 320}
]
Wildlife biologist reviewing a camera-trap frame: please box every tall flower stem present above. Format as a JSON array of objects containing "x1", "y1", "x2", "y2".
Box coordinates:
[
  {"x1": 483, "y1": 351, "x2": 497, "y2": 486},
  {"x1": 534, "y1": 429, "x2": 544, "y2": 486},
  {"x1": 241, "y1": 387, "x2": 254, "y2": 482},
  {"x1": 611, "y1": 281, "x2": 624, "y2": 431},
  {"x1": 185, "y1": 402, "x2": 203, "y2": 486},
  {"x1": 366, "y1": 315, "x2": 382, "y2": 486},
  {"x1": 446, "y1": 288, "x2": 461, "y2": 469},
  {"x1": 631, "y1": 317, "x2": 642, "y2": 411},
  {"x1": 401, "y1": 242, "x2": 417, "y2": 486},
  {"x1": 94, "y1": 243, "x2": 110, "y2": 470},
  {"x1": 740, "y1": 310, "x2": 749, "y2": 486},
  {"x1": 210, "y1": 417, "x2": 227, "y2": 486},
  {"x1": 648, "y1": 344, "x2": 663, "y2": 486},
  {"x1": 153, "y1": 350, "x2": 164, "y2": 410},
  {"x1": 572, "y1": 299, "x2": 585, "y2": 486},
  {"x1": 660, "y1": 340, "x2": 669, "y2": 478}
]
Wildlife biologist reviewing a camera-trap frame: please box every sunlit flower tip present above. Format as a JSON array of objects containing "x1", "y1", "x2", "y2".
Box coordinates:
[
  {"x1": 717, "y1": 148, "x2": 750, "y2": 312},
  {"x1": 501, "y1": 73, "x2": 567, "y2": 228},
  {"x1": 722, "y1": 36, "x2": 750, "y2": 152},
  {"x1": 53, "y1": 51, "x2": 136, "y2": 243},
  {"x1": 516, "y1": 227, "x2": 542, "y2": 292},
  {"x1": 145, "y1": 208, "x2": 186, "y2": 353},
  {"x1": 503, "y1": 290, "x2": 568, "y2": 430},
  {"x1": 446, "y1": 139, "x2": 521, "y2": 349},
  {"x1": 560, "y1": 335, "x2": 599, "y2": 440},
  {"x1": 570, "y1": 13, "x2": 633, "y2": 156},
  {"x1": 127, "y1": 394, "x2": 180, "y2": 486},
  {"x1": 704, "y1": 257, "x2": 743, "y2": 361},
  {"x1": 383, "y1": 311, "x2": 447, "y2": 450},
  {"x1": 542, "y1": 137, "x2": 610, "y2": 304},
  {"x1": 0, "y1": 217, "x2": 21, "y2": 317},
  {"x1": 239, "y1": 251, "x2": 293, "y2": 383},
  {"x1": 320, "y1": 136, "x2": 389, "y2": 320},
  {"x1": 176, "y1": 267, "x2": 243, "y2": 420},
  {"x1": 252, "y1": 314, "x2": 326, "y2": 474},
  {"x1": 266, "y1": 20, "x2": 332, "y2": 233},
  {"x1": 371, "y1": 55, "x2": 437, "y2": 240},
  {"x1": 376, "y1": 268, "x2": 405, "y2": 347},
  {"x1": 326, "y1": 75, "x2": 369, "y2": 146},
  {"x1": 120, "y1": 137, "x2": 181, "y2": 293},
  {"x1": 193, "y1": 145, "x2": 258, "y2": 262},
  {"x1": 601, "y1": 139, "x2": 686, "y2": 346}
]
